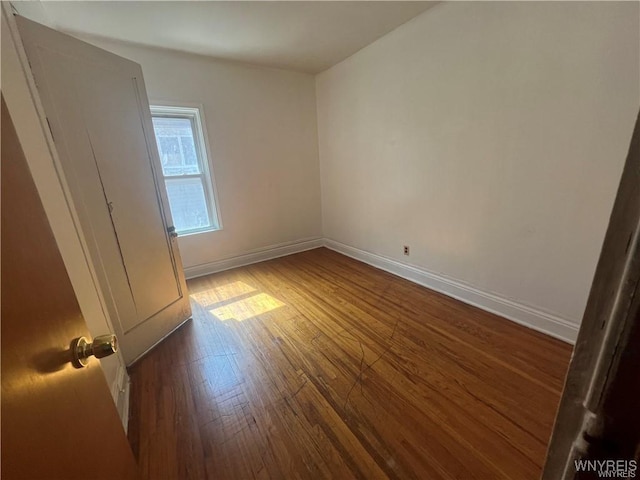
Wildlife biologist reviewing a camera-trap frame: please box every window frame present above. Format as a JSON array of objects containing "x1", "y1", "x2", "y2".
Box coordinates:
[{"x1": 150, "y1": 103, "x2": 222, "y2": 236}]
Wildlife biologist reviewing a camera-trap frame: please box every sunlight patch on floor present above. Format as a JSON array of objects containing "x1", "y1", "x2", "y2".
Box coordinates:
[
  {"x1": 190, "y1": 281, "x2": 257, "y2": 308},
  {"x1": 209, "y1": 292, "x2": 286, "y2": 322}
]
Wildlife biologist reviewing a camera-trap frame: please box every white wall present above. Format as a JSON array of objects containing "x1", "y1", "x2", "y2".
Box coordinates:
[
  {"x1": 82, "y1": 37, "x2": 323, "y2": 272},
  {"x1": 316, "y1": 1, "x2": 639, "y2": 339}
]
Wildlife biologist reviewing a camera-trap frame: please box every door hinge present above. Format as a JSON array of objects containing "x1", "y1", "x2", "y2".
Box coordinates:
[
  {"x1": 559, "y1": 411, "x2": 603, "y2": 479},
  {"x1": 576, "y1": 410, "x2": 603, "y2": 453}
]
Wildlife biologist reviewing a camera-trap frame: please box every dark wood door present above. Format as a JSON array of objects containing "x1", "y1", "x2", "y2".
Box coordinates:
[{"x1": 1, "y1": 97, "x2": 138, "y2": 480}]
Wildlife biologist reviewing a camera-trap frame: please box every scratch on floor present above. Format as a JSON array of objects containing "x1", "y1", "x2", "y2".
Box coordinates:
[{"x1": 343, "y1": 317, "x2": 401, "y2": 409}]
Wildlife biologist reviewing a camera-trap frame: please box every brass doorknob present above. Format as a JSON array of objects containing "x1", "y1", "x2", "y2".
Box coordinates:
[{"x1": 71, "y1": 334, "x2": 118, "y2": 368}]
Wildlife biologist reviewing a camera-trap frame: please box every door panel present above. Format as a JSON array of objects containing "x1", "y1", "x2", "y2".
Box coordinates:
[
  {"x1": 76, "y1": 57, "x2": 181, "y2": 323},
  {"x1": 1, "y1": 96, "x2": 138, "y2": 480},
  {"x1": 16, "y1": 16, "x2": 191, "y2": 363}
]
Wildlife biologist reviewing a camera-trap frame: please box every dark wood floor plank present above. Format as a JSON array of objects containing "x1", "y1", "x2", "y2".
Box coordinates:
[{"x1": 128, "y1": 247, "x2": 572, "y2": 479}]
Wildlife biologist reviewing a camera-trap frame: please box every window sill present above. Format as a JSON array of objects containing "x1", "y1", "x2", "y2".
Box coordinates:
[{"x1": 176, "y1": 226, "x2": 221, "y2": 238}]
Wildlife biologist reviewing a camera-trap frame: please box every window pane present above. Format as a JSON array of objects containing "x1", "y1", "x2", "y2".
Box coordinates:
[
  {"x1": 151, "y1": 116, "x2": 201, "y2": 176},
  {"x1": 165, "y1": 177, "x2": 210, "y2": 233},
  {"x1": 180, "y1": 135, "x2": 197, "y2": 167}
]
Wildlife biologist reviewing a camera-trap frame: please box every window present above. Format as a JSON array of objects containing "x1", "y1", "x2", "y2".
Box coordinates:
[{"x1": 150, "y1": 105, "x2": 220, "y2": 235}]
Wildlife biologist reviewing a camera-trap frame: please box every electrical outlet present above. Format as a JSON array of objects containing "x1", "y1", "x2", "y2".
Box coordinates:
[{"x1": 403, "y1": 245, "x2": 410, "y2": 256}]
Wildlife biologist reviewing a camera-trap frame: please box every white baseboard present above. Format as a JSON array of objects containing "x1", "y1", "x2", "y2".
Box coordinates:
[
  {"x1": 324, "y1": 239, "x2": 579, "y2": 344},
  {"x1": 183, "y1": 237, "x2": 324, "y2": 280}
]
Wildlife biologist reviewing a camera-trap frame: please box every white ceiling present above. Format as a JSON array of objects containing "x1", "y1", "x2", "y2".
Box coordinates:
[{"x1": 39, "y1": 1, "x2": 437, "y2": 74}]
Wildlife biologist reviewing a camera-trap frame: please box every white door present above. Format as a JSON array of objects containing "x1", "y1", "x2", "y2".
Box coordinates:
[{"x1": 16, "y1": 16, "x2": 191, "y2": 364}]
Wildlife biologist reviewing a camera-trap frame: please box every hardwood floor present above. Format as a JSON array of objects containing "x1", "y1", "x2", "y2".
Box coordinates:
[{"x1": 127, "y1": 248, "x2": 572, "y2": 479}]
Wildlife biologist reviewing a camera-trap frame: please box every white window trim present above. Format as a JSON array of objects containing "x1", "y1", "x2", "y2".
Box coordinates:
[{"x1": 150, "y1": 102, "x2": 222, "y2": 236}]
